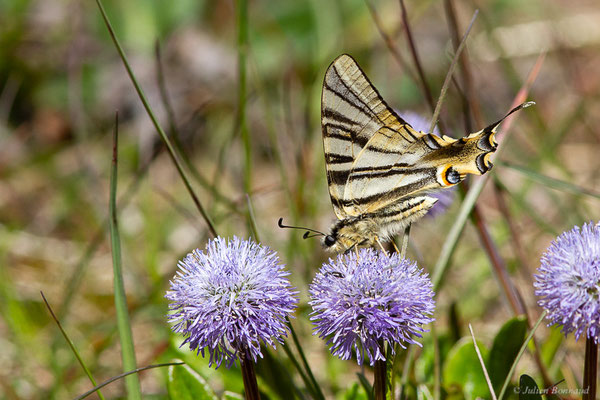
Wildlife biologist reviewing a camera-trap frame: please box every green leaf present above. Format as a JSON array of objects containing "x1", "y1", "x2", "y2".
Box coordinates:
[
  {"x1": 518, "y1": 374, "x2": 542, "y2": 400},
  {"x1": 342, "y1": 383, "x2": 369, "y2": 400},
  {"x1": 442, "y1": 337, "x2": 490, "y2": 400},
  {"x1": 356, "y1": 372, "x2": 374, "y2": 400},
  {"x1": 415, "y1": 333, "x2": 453, "y2": 382},
  {"x1": 488, "y1": 316, "x2": 528, "y2": 393},
  {"x1": 255, "y1": 348, "x2": 303, "y2": 399},
  {"x1": 167, "y1": 362, "x2": 218, "y2": 400},
  {"x1": 541, "y1": 326, "x2": 564, "y2": 366}
]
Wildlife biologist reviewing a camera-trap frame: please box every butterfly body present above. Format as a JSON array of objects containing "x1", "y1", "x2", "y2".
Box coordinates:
[
  {"x1": 325, "y1": 196, "x2": 437, "y2": 253},
  {"x1": 320, "y1": 54, "x2": 533, "y2": 253}
]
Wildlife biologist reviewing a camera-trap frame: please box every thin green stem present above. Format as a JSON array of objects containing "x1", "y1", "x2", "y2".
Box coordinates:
[
  {"x1": 57, "y1": 135, "x2": 167, "y2": 319},
  {"x1": 74, "y1": 362, "x2": 183, "y2": 400},
  {"x1": 109, "y1": 114, "x2": 141, "y2": 400},
  {"x1": 246, "y1": 194, "x2": 260, "y2": 240},
  {"x1": 468, "y1": 324, "x2": 497, "y2": 400},
  {"x1": 432, "y1": 323, "x2": 441, "y2": 400},
  {"x1": 287, "y1": 318, "x2": 326, "y2": 400},
  {"x1": 41, "y1": 292, "x2": 106, "y2": 400},
  {"x1": 281, "y1": 342, "x2": 317, "y2": 399},
  {"x1": 385, "y1": 345, "x2": 395, "y2": 400},
  {"x1": 428, "y1": 9, "x2": 478, "y2": 134},
  {"x1": 94, "y1": 0, "x2": 217, "y2": 237},
  {"x1": 399, "y1": 345, "x2": 416, "y2": 398},
  {"x1": 237, "y1": 0, "x2": 251, "y2": 195}
]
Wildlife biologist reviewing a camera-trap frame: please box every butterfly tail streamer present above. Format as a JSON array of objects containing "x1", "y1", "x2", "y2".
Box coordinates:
[{"x1": 483, "y1": 101, "x2": 536, "y2": 134}]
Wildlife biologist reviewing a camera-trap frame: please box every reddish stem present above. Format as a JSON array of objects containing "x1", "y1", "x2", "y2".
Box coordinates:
[
  {"x1": 240, "y1": 352, "x2": 261, "y2": 400},
  {"x1": 583, "y1": 337, "x2": 598, "y2": 400}
]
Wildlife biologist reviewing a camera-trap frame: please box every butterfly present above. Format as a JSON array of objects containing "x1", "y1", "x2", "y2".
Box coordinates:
[{"x1": 320, "y1": 54, "x2": 533, "y2": 253}]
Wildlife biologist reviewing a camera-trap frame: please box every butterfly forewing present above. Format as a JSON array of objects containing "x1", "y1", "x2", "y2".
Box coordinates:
[{"x1": 321, "y1": 54, "x2": 429, "y2": 218}]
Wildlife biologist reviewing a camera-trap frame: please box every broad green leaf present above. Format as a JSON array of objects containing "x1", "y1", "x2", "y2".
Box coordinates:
[
  {"x1": 356, "y1": 372, "x2": 374, "y2": 400},
  {"x1": 415, "y1": 333, "x2": 453, "y2": 382},
  {"x1": 442, "y1": 337, "x2": 490, "y2": 400},
  {"x1": 518, "y1": 374, "x2": 542, "y2": 400},
  {"x1": 255, "y1": 349, "x2": 302, "y2": 399},
  {"x1": 167, "y1": 362, "x2": 218, "y2": 400},
  {"x1": 342, "y1": 383, "x2": 369, "y2": 400},
  {"x1": 541, "y1": 326, "x2": 563, "y2": 366},
  {"x1": 488, "y1": 316, "x2": 528, "y2": 393}
]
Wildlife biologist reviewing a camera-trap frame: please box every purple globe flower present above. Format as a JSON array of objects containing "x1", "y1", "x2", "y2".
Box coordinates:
[
  {"x1": 309, "y1": 248, "x2": 435, "y2": 365},
  {"x1": 535, "y1": 222, "x2": 600, "y2": 343},
  {"x1": 166, "y1": 237, "x2": 298, "y2": 368}
]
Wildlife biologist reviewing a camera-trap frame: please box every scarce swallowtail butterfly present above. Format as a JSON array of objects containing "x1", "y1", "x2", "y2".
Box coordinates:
[{"x1": 320, "y1": 54, "x2": 533, "y2": 253}]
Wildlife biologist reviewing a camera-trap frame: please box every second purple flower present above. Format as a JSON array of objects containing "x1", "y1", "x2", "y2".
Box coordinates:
[{"x1": 309, "y1": 248, "x2": 435, "y2": 365}]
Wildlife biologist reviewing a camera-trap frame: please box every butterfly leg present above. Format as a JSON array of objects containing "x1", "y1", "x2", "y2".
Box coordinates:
[
  {"x1": 391, "y1": 240, "x2": 400, "y2": 254},
  {"x1": 375, "y1": 237, "x2": 388, "y2": 255}
]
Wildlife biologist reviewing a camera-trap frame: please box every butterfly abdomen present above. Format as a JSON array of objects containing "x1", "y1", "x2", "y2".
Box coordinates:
[{"x1": 323, "y1": 196, "x2": 438, "y2": 252}]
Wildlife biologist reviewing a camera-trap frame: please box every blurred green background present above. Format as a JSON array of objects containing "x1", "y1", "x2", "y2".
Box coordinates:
[{"x1": 1, "y1": 0, "x2": 599, "y2": 398}]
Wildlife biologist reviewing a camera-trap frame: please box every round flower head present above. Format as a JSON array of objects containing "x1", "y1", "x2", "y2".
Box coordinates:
[
  {"x1": 166, "y1": 237, "x2": 298, "y2": 368},
  {"x1": 400, "y1": 110, "x2": 455, "y2": 217},
  {"x1": 309, "y1": 248, "x2": 435, "y2": 365},
  {"x1": 535, "y1": 222, "x2": 600, "y2": 343}
]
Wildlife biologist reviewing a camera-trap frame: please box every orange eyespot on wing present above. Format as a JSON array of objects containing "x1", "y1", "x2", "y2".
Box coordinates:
[{"x1": 439, "y1": 166, "x2": 462, "y2": 187}]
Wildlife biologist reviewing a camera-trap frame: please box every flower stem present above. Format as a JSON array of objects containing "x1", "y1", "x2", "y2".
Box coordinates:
[
  {"x1": 374, "y1": 356, "x2": 388, "y2": 400},
  {"x1": 583, "y1": 337, "x2": 597, "y2": 400},
  {"x1": 240, "y1": 352, "x2": 261, "y2": 400}
]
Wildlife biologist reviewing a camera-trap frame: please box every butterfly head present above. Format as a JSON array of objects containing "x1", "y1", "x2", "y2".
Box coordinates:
[
  {"x1": 322, "y1": 218, "x2": 382, "y2": 252},
  {"x1": 323, "y1": 234, "x2": 336, "y2": 248},
  {"x1": 322, "y1": 223, "x2": 343, "y2": 251}
]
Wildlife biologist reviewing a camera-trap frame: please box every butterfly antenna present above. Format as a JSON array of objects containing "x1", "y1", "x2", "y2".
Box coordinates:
[
  {"x1": 303, "y1": 232, "x2": 323, "y2": 239},
  {"x1": 484, "y1": 101, "x2": 535, "y2": 133},
  {"x1": 277, "y1": 218, "x2": 326, "y2": 239}
]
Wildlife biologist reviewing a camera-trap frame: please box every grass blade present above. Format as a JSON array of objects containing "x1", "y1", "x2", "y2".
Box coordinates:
[
  {"x1": 287, "y1": 318, "x2": 326, "y2": 400},
  {"x1": 499, "y1": 161, "x2": 600, "y2": 200},
  {"x1": 94, "y1": 0, "x2": 217, "y2": 237},
  {"x1": 74, "y1": 362, "x2": 183, "y2": 400},
  {"x1": 469, "y1": 324, "x2": 497, "y2": 400},
  {"x1": 41, "y1": 292, "x2": 106, "y2": 400},
  {"x1": 236, "y1": 0, "x2": 251, "y2": 195},
  {"x1": 109, "y1": 114, "x2": 142, "y2": 400},
  {"x1": 428, "y1": 9, "x2": 478, "y2": 133}
]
